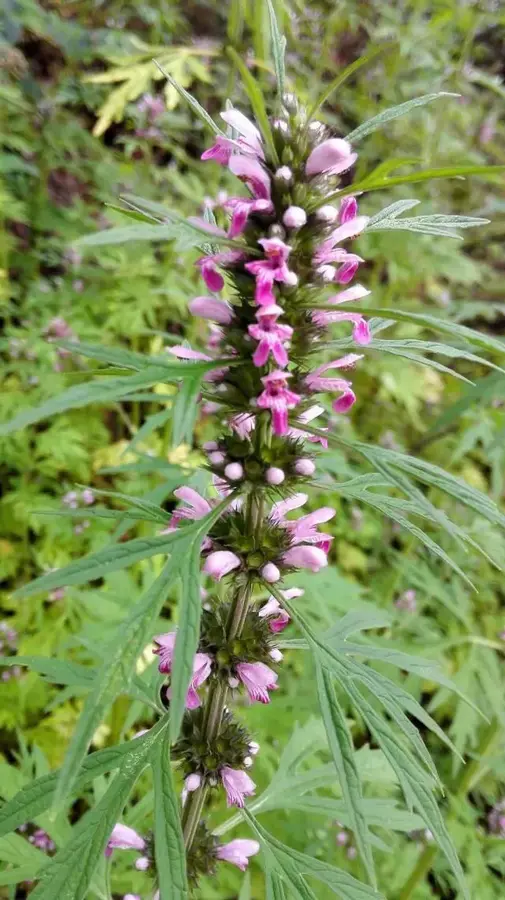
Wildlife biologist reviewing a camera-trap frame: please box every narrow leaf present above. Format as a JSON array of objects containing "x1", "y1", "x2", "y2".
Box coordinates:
[
  {"x1": 169, "y1": 539, "x2": 205, "y2": 742},
  {"x1": 266, "y1": 0, "x2": 286, "y2": 96},
  {"x1": 315, "y1": 663, "x2": 376, "y2": 887},
  {"x1": 52, "y1": 559, "x2": 180, "y2": 812},
  {"x1": 151, "y1": 727, "x2": 189, "y2": 898},
  {"x1": 153, "y1": 61, "x2": 224, "y2": 136},
  {"x1": 0, "y1": 367, "x2": 172, "y2": 437},
  {"x1": 307, "y1": 43, "x2": 396, "y2": 121},
  {"x1": 347, "y1": 93, "x2": 459, "y2": 143},
  {"x1": 226, "y1": 47, "x2": 279, "y2": 165}
]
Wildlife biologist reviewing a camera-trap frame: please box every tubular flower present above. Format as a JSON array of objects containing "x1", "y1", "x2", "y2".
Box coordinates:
[
  {"x1": 220, "y1": 767, "x2": 256, "y2": 808},
  {"x1": 257, "y1": 371, "x2": 301, "y2": 435},
  {"x1": 216, "y1": 839, "x2": 260, "y2": 871},
  {"x1": 105, "y1": 824, "x2": 146, "y2": 858},
  {"x1": 236, "y1": 661, "x2": 278, "y2": 703}
]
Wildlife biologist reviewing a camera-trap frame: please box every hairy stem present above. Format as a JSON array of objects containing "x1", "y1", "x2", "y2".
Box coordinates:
[
  {"x1": 398, "y1": 719, "x2": 501, "y2": 900},
  {"x1": 182, "y1": 494, "x2": 259, "y2": 853}
]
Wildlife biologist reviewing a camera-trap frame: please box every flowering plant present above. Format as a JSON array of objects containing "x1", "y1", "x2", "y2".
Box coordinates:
[{"x1": 1, "y1": 8, "x2": 504, "y2": 900}]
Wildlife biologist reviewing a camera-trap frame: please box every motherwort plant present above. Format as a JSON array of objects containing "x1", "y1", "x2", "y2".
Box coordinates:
[{"x1": 1, "y1": 13, "x2": 504, "y2": 900}]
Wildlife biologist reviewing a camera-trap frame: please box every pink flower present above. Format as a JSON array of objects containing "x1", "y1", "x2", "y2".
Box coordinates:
[
  {"x1": 166, "y1": 652, "x2": 212, "y2": 709},
  {"x1": 236, "y1": 662, "x2": 278, "y2": 703},
  {"x1": 283, "y1": 545, "x2": 328, "y2": 572},
  {"x1": 256, "y1": 370, "x2": 301, "y2": 436},
  {"x1": 245, "y1": 238, "x2": 293, "y2": 306},
  {"x1": 216, "y1": 839, "x2": 260, "y2": 871},
  {"x1": 197, "y1": 250, "x2": 244, "y2": 293},
  {"x1": 201, "y1": 136, "x2": 236, "y2": 165},
  {"x1": 168, "y1": 345, "x2": 211, "y2": 362},
  {"x1": 229, "y1": 155, "x2": 271, "y2": 201},
  {"x1": 288, "y1": 405, "x2": 328, "y2": 448},
  {"x1": 287, "y1": 507, "x2": 335, "y2": 553},
  {"x1": 105, "y1": 824, "x2": 145, "y2": 857},
  {"x1": 221, "y1": 767, "x2": 256, "y2": 807},
  {"x1": 230, "y1": 412, "x2": 256, "y2": 440},
  {"x1": 312, "y1": 284, "x2": 371, "y2": 345},
  {"x1": 339, "y1": 197, "x2": 358, "y2": 223},
  {"x1": 166, "y1": 486, "x2": 213, "y2": 532},
  {"x1": 248, "y1": 304, "x2": 293, "y2": 367},
  {"x1": 153, "y1": 631, "x2": 177, "y2": 673},
  {"x1": 306, "y1": 138, "x2": 357, "y2": 177},
  {"x1": 305, "y1": 354, "x2": 362, "y2": 413},
  {"x1": 189, "y1": 296, "x2": 234, "y2": 324},
  {"x1": 203, "y1": 550, "x2": 241, "y2": 581},
  {"x1": 259, "y1": 587, "x2": 304, "y2": 633},
  {"x1": 224, "y1": 197, "x2": 273, "y2": 238},
  {"x1": 261, "y1": 562, "x2": 281, "y2": 583},
  {"x1": 221, "y1": 108, "x2": 264, "y2": 157}
]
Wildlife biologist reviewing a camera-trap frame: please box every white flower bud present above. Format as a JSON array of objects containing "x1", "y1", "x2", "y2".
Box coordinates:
[
  {"x1": 316, "y1": 205, "x2": 338, "y2": 224},
  {"x1": 261, "y1": 563, "x2": 281, "y2": 583},
  {"x1": 249, "y1": 741, "x2": 260, "y2": 755},
  {"x1": 270, "y1": 648, "x2": 283, "y2": 662},
  {"x1": 283, "y1": 270, "x2": 299, "y2": 287},
  {"x1": 225, "y1": 462, "x2": 244, "y2": 481},
  {"x1": 243, "y1": 756, "x2": 253, "y2": 768},
  {"x1": 266, "y1": 466, "x2": 285, "y2": 485},
  {"x1": 209, "y1": 451, "x2": 226, "y2": 465},
  {"x1": 294, "y1": 458, "x2": 316, "y2": 476},
  {"x1": 283, "y1": 206, "x2": 307, "y2": 229},
  {"x1": 275, "y1": 165, "x2": 293, "y2": 183}
]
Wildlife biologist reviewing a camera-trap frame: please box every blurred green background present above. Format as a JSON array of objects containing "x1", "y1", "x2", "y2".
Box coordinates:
[{"x1": 1, "y1": 1, "x2": 504, "y2": 898}]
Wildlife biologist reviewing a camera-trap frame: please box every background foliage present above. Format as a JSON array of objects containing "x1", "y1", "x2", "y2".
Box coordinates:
[{"x1": 1, "y1": 1, "x2": 504, "y2": 898}]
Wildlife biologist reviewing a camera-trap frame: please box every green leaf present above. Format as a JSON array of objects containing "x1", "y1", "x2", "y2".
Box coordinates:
[
  {"x1": 315, "y1": 663, "x2": 376, "y2": 888},
  {"x1": 367, "y1": 211, "x2": 489, "y2": 238},
  {"x1": 14, "y1": 530, "x2": 184, "y2": 598},
  {"x1": 51, "y1": 559, "x2": 180, "y2": 813},
  {"x1": 428, "y1": 372, "x2": 505, "y2": 434},
  {"x1": 346, "y1": 92, "x2": 459, "y2": 143},
  {"x1": 0, "y1": 366, "x2": 172, "y2": 436},
  {"x1": 153, "y1": 61, "x2": 224, "y2": 136},
  {"x1": 169, "y1": 537, "x2": 207, "y2": 743},
  {"x1": 266, "y1": 0, "x2": 286, "y2": 97},
  {"x1": 306, "y1": 43, "x2": 396, "y2": 121},
  {"x1": 125, "y1": 407, "x2": 174, "y2": 455},
  {"x1": 0, "y1": 740, "x2": 143, "y2": 837},
  {"x1": 226, "y1": 47, "x2": 279, "y2": 165},
  {"x1": 316, "y1": 165, "x2": 505, "y2": 208},
  {"x1": 171, "y1": 371, "x2": 203, "y2": 448},
  {"x1": 74, "y1": 223, "x2": 200, "y2": 249},
  {"x1": 54, "y1": 340, "x2": 203, "y2": 373},
  {"x1": 74, "y1": 485, "x2": 171, "y2": 524},
  {"x1": 0, "y1": 656, "x2": 95, "y2": 686},
  {"x1": 243, "y1": 811, "x2": 383, "y2": 900},
  {"x1": 151, "y1": 727, "x2": 189, "y2": 899},
  {"x1": 29, "y1": 720, "x2": 169, "y2": 900}
]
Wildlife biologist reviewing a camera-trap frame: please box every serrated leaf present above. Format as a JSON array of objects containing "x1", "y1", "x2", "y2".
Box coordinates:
[
  {"x1": 266, "y1": 0, "x2": 286, "y2": 96},
  {"x1": 0, "y1": 740, "x2": 142, "y2": 837},
  {"x1": 74, "y1": 223, "x2": 199, "y2": 249},
  {"x1": 169, "y1": 538, "x2": 206, "y2": 743},
  {"x1": 151, "y1": 728, "x2": 188, "y2": 898},
  {"x1": 0, "y1": 656, "x2": 95, "y2": 686},
  {"x1": 243, "y1": 810, "x2": 383, "y2": 900},
  {"x1": 307, "y1": 43, "x2": 396, "y2": 122},
  {"x1": 29, "y1": 720, "x2": 169, "y2": 900},
  {"x1": 14, "y1": 531, "x2": 184, "y2": 598},
  {"x1": 171, "y1": 371, "x2": 203, "y2": 448},
  {"x1": 52, "y1": 557, "x2": 180, "y2": 812},
  {"x1": 315, "y1": 663, "x2": 376, "y2": 887},
  {"x1": 367, "y1": 213, "x2": 489, "y2": 238},
  {"x1": 317, "y1": 165, "x2": 505, "y2": 208},
  {"x1": 0, "y1": 366, "x2": 171, "y2": 436},
  {"x1": 346, "y1": 93, "x2": 459, "y2": 143}
]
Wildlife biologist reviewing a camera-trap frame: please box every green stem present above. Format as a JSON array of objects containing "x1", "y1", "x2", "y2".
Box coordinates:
[
  {"x1": 398, "y1": 719, "x2": 501, "y2": 900},
  {"x1": 182, "y1": 494, "x2": 259, "y2": 853}
]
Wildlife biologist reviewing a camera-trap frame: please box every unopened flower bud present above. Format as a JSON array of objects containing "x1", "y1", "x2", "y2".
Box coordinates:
[
  {"x1": 249, "y1": 741, "x2": 260, "y2": 755},
  {"x1": 269, "y1": 224, "x2": 286, "y2": 240},
  {"x1": 261, "y1": 563, "x2": 281, "y2": 583},
  {"x1": 185, "y1": 773, "x2": 202, "y2": 792},
  {"x1": 225, "y1": 462, "x2": 244, "y2": 481},
  {"x1": 209, "y1": 451, "x2": 226, "y2": 466},
  {"x1": 294, "y1": 458, "x2": 315, "y2": 476},
  {"x1": 283, "y1": 206, "x2": 307, "y2": 229},
  {"x1": 243, "y1": 756, "x2": 253, "y2": 768},
  {"x1": 203, "y1": 440, "x2": 219, "y2": 451},
  {"x1": 272, "y1": 119, "x2": 289, "y2": 134},
  {"x1": 135, "y1": 857, "x2": 150, "y2": 871},
  {"x1": 275, "y1": 165, "x2": 293, "y2": 184},
  {"x1": 316, "y1": 205, "x2": 338, "y2": 224},
  {"x1": 270, "y1": 648, "x2": 283, "y2": 662},
  {"x1": 282, "y1": 92, "x2": 298, "y2": 113},
  {"x1": 228, "y1": 676, "x2": 240, "y2": 688},
  {"x1": 266, "y1": 466, "x2": 285, "y2": 485}
]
